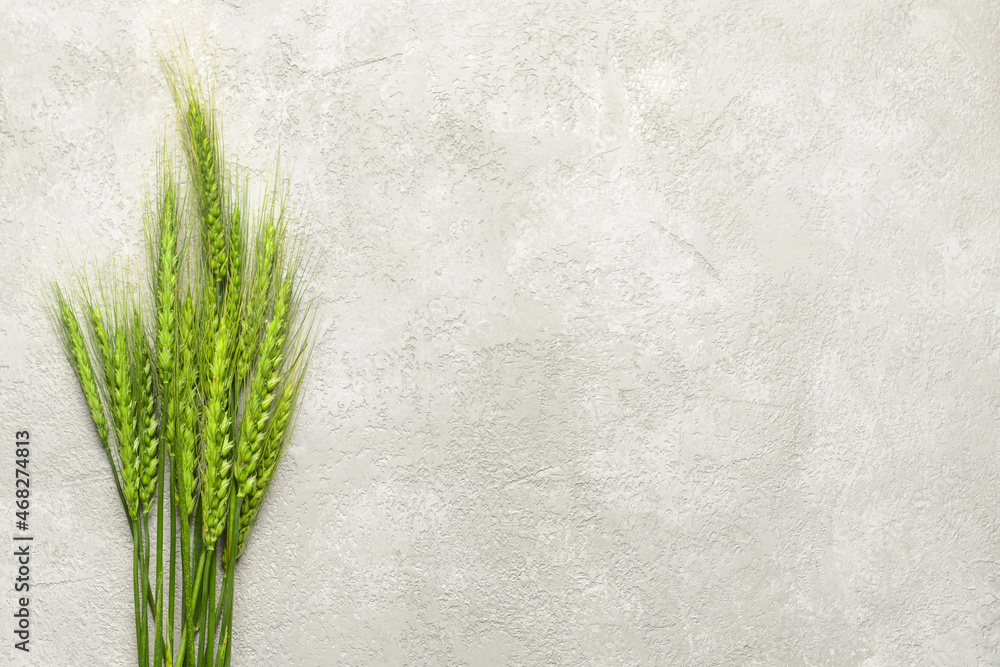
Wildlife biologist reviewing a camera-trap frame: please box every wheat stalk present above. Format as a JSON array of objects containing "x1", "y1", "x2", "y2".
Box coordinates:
[{"x1": 148, "y1": 168, "x2": 179, "y2": 666}]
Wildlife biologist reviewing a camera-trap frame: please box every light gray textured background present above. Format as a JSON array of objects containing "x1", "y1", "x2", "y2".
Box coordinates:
[{"x1": 2, "y1": 1, "x2": 1000, "y2": 665}]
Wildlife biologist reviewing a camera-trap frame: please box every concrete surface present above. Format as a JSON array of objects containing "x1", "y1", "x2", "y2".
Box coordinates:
[{"x1": 2, "y1": 0, "x2": 1000, "y2": 665}]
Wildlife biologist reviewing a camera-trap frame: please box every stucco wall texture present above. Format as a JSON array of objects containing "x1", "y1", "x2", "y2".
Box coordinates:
[{"x1": 2, "y1": 1, "x2": 999, "y2": 665}]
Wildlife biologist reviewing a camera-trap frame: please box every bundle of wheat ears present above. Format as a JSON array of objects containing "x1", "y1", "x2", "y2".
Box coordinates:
[{"x1": 52, "y1": 53, "x2": 312, "y2": 667}]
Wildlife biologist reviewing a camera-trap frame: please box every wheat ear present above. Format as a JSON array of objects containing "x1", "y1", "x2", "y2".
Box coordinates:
[
  {"x1": 165, "y1": 57, "x2": 227, "y2": 292},
  {"x1": 154, "y1": 173, "x2": 179, "y2": 455},
  {"x1": 175, "y1": 291, "x2": 199, "y2": 520},
  {"x1": 235, "y1": 217, "x2": 280, "y2": 392},
  {"x1": 110, "y1": 312, "x2": 141, "y2": 521},
  {"x1": 53, "y1": 287, "x2": 110, "y2": 448},
  {"x1": 133, "y1": 306, "x2": 159, "y2": 510},
  {"x1": 187, "y1": 97, "x2": 227, "y2": 290},
  {"x1": 200, "y1": 309, "x2": 234, "y2": 548},
  {"x1": 87, "y1": 300, "x2": 114, "y2": 402},
  {"x1": 236, "y1": 358, "x2": 306, "y2": 557},
  {"x1": 224, "y1": 173, "x2": 247, "y2": 327},
  {"x1": 234, "y1": 271, "x2": 293, "y2": 496}
]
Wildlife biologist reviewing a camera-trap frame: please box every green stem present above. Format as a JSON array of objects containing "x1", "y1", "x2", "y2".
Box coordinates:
[
  {"x1": 196, "y1": 551, "x2": 209, "y2": 666},
  {"x1": 193, "y1": 499, "x2": 205, "y2": 667},
  {"x1": 207, "y1": 545, "x2": 219, "y2": 667},
  {"x1": 200, "y1": 546, "x2": 217, "y2": 667},
  {"x1": 140, "y1": 581, "x2": 171, "y2": 658},
  {"x1": 191, "y1": 551, "x2": 206, "y2": 627},
  {"x1": 180, "y1": 516, "x2": 198, "y2": 667},
  {"x1": 215, "y1": 626, "x2": 228, "y2": 667},
  {"x1": 168, "y1": 471, "x2": 177, "y2": 665},
  {"x1": 197, "y1": 548, "x2": 206, "y2": 667},
  {"x1": 154, "y1": 440, "x2": 166, "y2": 666},
  {"x1": 172, "y1": 625, "x2": 188, "y2": 667},
  {"x1": 193, "y1": 504, "x2": 204, "y2": 581},
  {"x1": 217, "y1": 493, "x2": 242, "y2": 667},
  {"x1": 132, "y1": 519, "x2": 144, "y2": 667},
  {"x1": 142, "y1": 511, "x2": 152, "y2": 667},
  {"x1": 109, "y1": 456, "x2": 129, "y2": 525}
]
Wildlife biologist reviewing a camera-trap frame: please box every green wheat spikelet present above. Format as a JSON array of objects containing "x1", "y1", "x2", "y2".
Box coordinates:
[
  {"x1": 134, "y1": 306, "x2": 159, "y2": 509},
  {"x1": 53, "y1": 287, "x2": 110, "y2": 448},
  {"x1": 225, "y1": 181, "x2": 247, "y2": 323},
  {"x1": 234, "y1": 274, "x2": 293, "y2": 496},
  {"x1": 154, "y1": 173, "x2": 178, "y2": 458},
  {"x1": 175, "y1": 291, "x2": 199, "y2": 520},
  {"x1": 237, "y1": 361, "x2": 305, "y2": 557},
  {"x1": 236, "y1": 218, "x2": 279, "y2": 391},
  {"x1": 186, "y1": 98, "x2": 227, "y2": 290},
  {"x1": 87, "y1": 301, "x2": 114, "y2": 398},
  {"x1": 200, "y1": 313, "x2": 234, "y2": 548},
  {"x1": 111, "y1": 318, "x2": 140, "y2": 520}
]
